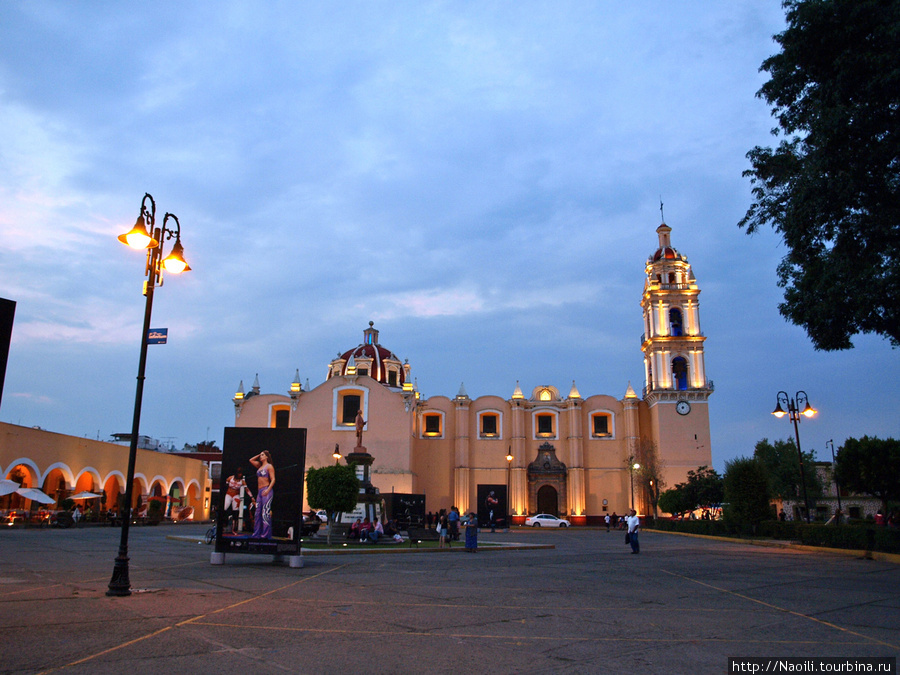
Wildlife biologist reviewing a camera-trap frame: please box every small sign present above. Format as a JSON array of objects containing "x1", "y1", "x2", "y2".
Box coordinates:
[{"x1": 147, "y1": 328, "x2": 168, "y2": 345}]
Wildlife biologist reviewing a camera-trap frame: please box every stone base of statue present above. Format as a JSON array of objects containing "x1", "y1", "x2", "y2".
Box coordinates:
[{"x1": 342, "y1": 447, "x2": 383, "y2": 524}]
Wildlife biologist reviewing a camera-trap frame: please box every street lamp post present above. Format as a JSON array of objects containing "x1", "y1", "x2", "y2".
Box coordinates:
[
  {"x1": 506, "y1": 448, "x2": 513, "y2": 527},
  {"x1": 772, "y1": 390, "x2": 817, "y2": 524},
  {"x1": 629, "y1": 459, "x2": 640, "y2": 511},
  {"x1": 827, "y1": 439, "x2": 842, "y2": 517},
  {"x1": 107, "y1": 193, "x2": 190, "y2": 597}
]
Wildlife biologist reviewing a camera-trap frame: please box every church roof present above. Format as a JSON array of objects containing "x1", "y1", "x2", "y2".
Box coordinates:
[{"x1": 334, "y1": 322, "x2": 406, "y2": 386}]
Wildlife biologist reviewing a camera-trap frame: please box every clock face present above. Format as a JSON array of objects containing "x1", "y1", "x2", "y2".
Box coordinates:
[{"x1": 676, "y1": 400, "x2": 691, "y2": 415}]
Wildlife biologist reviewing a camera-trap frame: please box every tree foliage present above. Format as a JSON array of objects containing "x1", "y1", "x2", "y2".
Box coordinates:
[
  {"x1": 834, "y1": 436, "x2": 900, "y2": 512},
  {"x1": 657, "y1": 466, "x2": 724, "y2": 515},
  {"x1": 658, "y1": 488, "x2": 689, "y2": 516},
  {"x1": 739, "y1": 0, "x2": 900, "y2": 349},
  {"x1": 724, "y1": 457, "x2": 773, "y2": 533},
  {"x1": 305, "y1": 464, "x2": 360, "y2": 545},
  {"x1": 753, "y1": 437, "x2": 823, "y2": 502}
]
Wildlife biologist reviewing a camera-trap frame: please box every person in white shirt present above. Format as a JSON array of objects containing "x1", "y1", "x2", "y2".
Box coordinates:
[
  {"x1": 604, "y1": 513, "x2": 611, "y2": 532},
  {"x1": 626, "y1": 509, "x2": 640, "y2": 554}
]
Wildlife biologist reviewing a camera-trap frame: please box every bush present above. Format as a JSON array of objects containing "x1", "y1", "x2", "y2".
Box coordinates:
[
  {"x1": 147, "y1": 499, "x2": 164, "y2": 523},
  {"x1": 649, "y1": 518, "x2": 900, "y2": 554}
]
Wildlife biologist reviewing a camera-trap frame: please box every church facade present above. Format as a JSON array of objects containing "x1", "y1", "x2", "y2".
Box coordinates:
[{"x1": 232, "y1": 224, "x2": 713, "y2": 523}]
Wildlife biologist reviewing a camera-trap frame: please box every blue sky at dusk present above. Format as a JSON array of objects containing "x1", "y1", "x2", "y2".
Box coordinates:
[{"x1": 1, "y1": 2, "x2": 897, "y2": 471}]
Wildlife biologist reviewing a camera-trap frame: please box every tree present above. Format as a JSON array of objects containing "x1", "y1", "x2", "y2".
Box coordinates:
[
  {"x1": 739, "y1": 0, "x2": 900, "y2": 350},
  {"x1": 657, "y1": 466, "x2": 724, "y2": 516},
  {"x1": 753, "y1": 438, "x2": 823, "y2": 503},
  {"x1": 680, "y1": 466, "x2": 724, "y2": 511},
  {"x1": 658, "y1": 488, "x2": 689, "y2": 517},
  {"x1": 305, "y1": 464, "x2": 360, "y2": 545},
  {"x1": 723, "y1": 457, "x2": 773, "y2": 534},
  {"x1": 834, "y1": 436, "x2": 900, "y2": 513},
  {"x1": 634, "y1": 438, "x2": 665, "y2": 519}
]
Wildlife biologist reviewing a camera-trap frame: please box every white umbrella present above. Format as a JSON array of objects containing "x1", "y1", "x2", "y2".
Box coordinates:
[
  {"x1": 15, "y1": 488, "x2": 56, "y2": 505},
  {"x1": 69, "y1": 491, "x2": 102, "y2": 500},
  {"x1": 0, "y1": 479, "x2": 20, "y2": 497}
]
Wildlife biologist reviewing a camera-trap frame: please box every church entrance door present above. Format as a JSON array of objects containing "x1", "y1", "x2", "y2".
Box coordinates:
[{"x1": 537, "y1": 485, "x2": 558, "y2": 516}]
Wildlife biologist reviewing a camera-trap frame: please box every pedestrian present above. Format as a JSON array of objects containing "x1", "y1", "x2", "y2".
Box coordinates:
[
  {"x1": 448, "y1": 506, "x2": 460, "y2": 541},
  {"x1": 625, "y1": 508, "x2": 640, "y2": 554},
  {"x1": 464, "y1": 512, "x2": 478, "y2": 552},
  {"x1": 438, "y1": 513, "x2": 449, "y2": 549},
  {"x1": 605, "y1": 513, "x2": 610, "y2": 532}
]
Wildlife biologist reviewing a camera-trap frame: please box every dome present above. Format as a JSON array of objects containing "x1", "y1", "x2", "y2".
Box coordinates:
[
  {"x1": 330, "y1": 322, "x2": 407, "y2": 388},
  {"x1": 649, "y1": 223, "x2": 687, "y2": 263}
]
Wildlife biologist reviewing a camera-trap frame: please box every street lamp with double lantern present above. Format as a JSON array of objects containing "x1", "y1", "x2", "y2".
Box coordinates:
[
  {"x1": 107, "y1": 193, "x2": 191, "y2": 597},
  {"x1": 772, "y1": 390, "x2": 817, "y2": 524}
]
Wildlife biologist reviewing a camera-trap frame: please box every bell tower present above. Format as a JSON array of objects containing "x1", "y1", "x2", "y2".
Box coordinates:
[{"x1": 640, "y1": 222, "x2": 713, "y2": 488}]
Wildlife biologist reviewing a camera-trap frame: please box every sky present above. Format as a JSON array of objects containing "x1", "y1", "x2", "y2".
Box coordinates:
[{"x1": 1, "y1": 2, "x2": 897, "y2": 473}]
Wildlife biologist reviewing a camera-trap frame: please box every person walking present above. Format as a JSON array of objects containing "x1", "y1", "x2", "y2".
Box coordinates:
[
  {"x1": 626, "y1": 509, "x2": 640, "y2": 554},
  {"x1": 464, "y1": 512, "x2": 478, "y2": 552},
  {"x1": 605, "y1": 513, "x2": 610, "y2": 532}
]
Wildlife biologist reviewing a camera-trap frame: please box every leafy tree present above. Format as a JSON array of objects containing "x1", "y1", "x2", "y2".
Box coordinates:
[
  {"x1": 834, "y1": 436, "x2": 900, "y2": 513},
  {"x1": 724, "y1": 457, "x2": 773, "y2": 534},
  {"x1": 753, "y1": 437, "x2": 823, "y2": 502},
  {"x1": 657, "y1": 466, "x2": 724, "y2": 516},
  {"x1": 305, "y1": 464, "x2": 360, "y2": 545},
  {"x1": 658, "y1": 488, "x2": 689, "y2": 517},
  {"x1": 739, "y1": 0, "x2": 900, "y2": 349},
  {"x1": 680, "y1": 466, "x2": 724, "y2": 511}
]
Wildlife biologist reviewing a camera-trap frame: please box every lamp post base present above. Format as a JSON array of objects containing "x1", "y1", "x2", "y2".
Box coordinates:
[{"x1": 107, "y1": 555, "x2": 132, "y2": 596}]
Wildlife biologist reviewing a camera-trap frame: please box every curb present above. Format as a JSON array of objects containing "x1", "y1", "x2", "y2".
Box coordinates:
[{"x1": 166, "y1": 534, "x2": 555, "y2": 554}]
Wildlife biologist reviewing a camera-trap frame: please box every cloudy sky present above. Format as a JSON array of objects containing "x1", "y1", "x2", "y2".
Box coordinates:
[{"x1": 1, "y1": 2, "x2": 896, "y2": 472}]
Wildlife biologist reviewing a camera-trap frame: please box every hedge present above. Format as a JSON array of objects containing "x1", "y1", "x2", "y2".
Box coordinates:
[{"x1": 646, "y1": 519, "x2": 900, "y2": 554}]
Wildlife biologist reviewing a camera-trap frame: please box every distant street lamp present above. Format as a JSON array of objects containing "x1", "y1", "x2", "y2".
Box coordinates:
[
  {"x1": 108, "y1": 193, "x2": 190, "y2": 597},
  {"x1": 333, "y1": 444, "x2": 342, "y2": 465},
  {"x1": 772, "y1": 390, "x2": 817, "y2": 524},
  {"x1": 827, "y1": 439, "x2": 842, "y2": 518}
]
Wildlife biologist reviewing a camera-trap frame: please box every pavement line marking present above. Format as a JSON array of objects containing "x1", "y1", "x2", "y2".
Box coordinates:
[
  {"x1": 181, "y1": 621, "x2": 864, "y2": 646},
  {"x1": 34, "y1": 563, "x2": 350, "y2": 673},
  {"x1": 35, "y1": 626, "x2": 174, "y2": 675},
  {"x1": 662, "y1": 569, "x2": 899, "y2": 650},
  {"x1": 176, "y1": 562, "x2": 352, "y2": 626}
]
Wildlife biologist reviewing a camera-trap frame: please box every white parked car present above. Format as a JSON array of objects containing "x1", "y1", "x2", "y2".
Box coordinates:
[
  {"x1": 525, "y1": 513, "x2": 571, "y2": 528},
  {"x1": 315, "y1": 510, "x2": 328, "y2": 523}
]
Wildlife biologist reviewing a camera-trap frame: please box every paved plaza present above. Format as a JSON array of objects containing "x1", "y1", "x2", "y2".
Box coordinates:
[{"x1": 0, "y1": 524, "x2": 897, "y2": 674}]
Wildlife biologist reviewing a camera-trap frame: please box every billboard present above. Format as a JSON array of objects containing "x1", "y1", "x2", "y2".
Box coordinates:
[
  {"x1": 0, "y1": 298, "x2": 15, "y2": 411},
  {"x1": 215, "y1": 427, "x2": 307, "y2": 556},
  {"x1": 476, "y1": 484, "x2": 508, "y2": 529}
]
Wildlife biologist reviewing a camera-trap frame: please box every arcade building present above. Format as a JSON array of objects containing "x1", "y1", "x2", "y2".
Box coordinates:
[{"x1": 232, "y1": 223, "x2": 713, "y2": 524}]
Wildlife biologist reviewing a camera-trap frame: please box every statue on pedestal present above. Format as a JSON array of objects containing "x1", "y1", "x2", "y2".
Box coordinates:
[{"x1": 355, "y1": 410, "x2": 366, "y2": 449}]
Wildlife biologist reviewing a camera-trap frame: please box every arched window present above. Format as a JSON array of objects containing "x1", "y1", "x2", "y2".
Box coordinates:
[
  {"x1": 672, "y1": 357, "x2": 688, "y2": 391},
  {"x1": 669, "y1": 308, "x2": 683, "y2": 336}
]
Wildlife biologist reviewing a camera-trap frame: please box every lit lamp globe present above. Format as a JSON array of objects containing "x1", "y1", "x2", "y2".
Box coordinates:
[{"x1": 118, "y1": 216, "x2": 158, "y2": 250}]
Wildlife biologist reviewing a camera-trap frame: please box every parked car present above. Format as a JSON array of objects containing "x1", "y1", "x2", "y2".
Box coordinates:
[
  {"x1": 315, "y1": 509, "x2": 328, "y2": 523},
  {"x1": 525, "y1": 513, "x2": 571, "y2": 528}
]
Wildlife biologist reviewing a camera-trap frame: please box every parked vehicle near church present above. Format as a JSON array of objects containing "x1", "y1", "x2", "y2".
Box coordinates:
[{"x1": 525, "y1": 514, "x2": 570, "y2": 528}]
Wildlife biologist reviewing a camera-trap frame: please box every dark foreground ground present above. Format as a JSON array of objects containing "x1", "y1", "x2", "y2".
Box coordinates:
[{"x1": 0, "y1": 524, "x2": 897, "y2": 674}]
